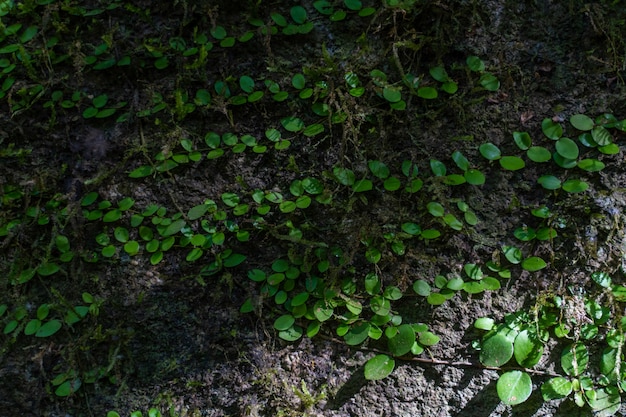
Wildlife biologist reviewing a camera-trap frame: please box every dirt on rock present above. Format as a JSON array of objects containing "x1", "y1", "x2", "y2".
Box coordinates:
[{"x1": 1, "y1": 1, "x2": 626, "y2": 417}]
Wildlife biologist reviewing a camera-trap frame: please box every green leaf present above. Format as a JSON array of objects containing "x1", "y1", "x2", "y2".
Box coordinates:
[
  {"x1": 387, "y1": 324, "x2": 415, "y2": 356},
  {"x1": 480, "y1": 73, "x2": 500, "y2": 91},
  {"x1": 466, "y1": 55, "x2": 485, "y2": 72},
  {"x1": 451, "y1": 150, "x2": 470, "y2": 171},
  {"x1": 577, "y1": 158, "x2": 605, "y2": 172},
  {"x1": 541, "y1": 377, "x2": 572, "y2": 401},
  {"x1": 413, "y1": 280, "x2": 431, "y2": 296},
  {"x1": 464, "y1": 169, "x2": 485, "y2": 185},
  {"x1": 426, "y1": 292, "x2": 447, "y2": 305},
  {"x1": 368, "y1": 160, "x2": 390, "y2": 179},
  {"x1": 418, "y1": 331, "x2": 440, "y2": 346},
  {"x1": 38, "y1": 262, "x2": 60, "y2": 276},
  {"x1": 474, "y1": 317, "x2": 495, "y2": 331},
  {"x1": 561, "y1": 343, "x2": 588, "y2": 376},
  {"x1": 526, "y1": 146, "x2": 551, "y2": 162},
  {"x1": 443, "y1": 174, "x2": 466, "y2": 185},
  {"x1": 479, "y1": 143, "x2": 501, "y2": 160},
  {"x1": 512, "y1": 131, "x2": 531, "y2": 150},
  {"x1": 417, "y1": 86, "x2": 438, "y2": 99},
  {"x1": 429, "y1": 159, "x2": 446, "y2": 176},
  {"x1": 542, "y1": 118, "x2": 563, "y2": 140},
  {"x1": 521, "y1": 256, "x2": 546, "y2": 272},
  {"x1": 499, "y1": 156, "x2": 525, "y2": 171},
  {"x1": 586, "y1": 387, "x2": 621, "y2": 415},
  {"x1": 591, "y1": 271, "x2": 611, "y2": 288},
  {"x1": 281, "y1": 116, "x2": 304, "y2": 132},
  {"x1": 55, "y1": 378, "x2": 82, "y2": 396},
  {"x1": 383, "y1": 177, "x2": 401, "y2": 191},
  {"x1": 497, "y1": 371, "x2": 532, "y2": 406},
  {"x1": 344, "y1": 322, "x2": 370, "y2": 346},
  {"x1": 274, "y1": 314, "x2": 295, "y2": 331},
  {"x1": 562, "y1": 179, "x2": 588, "y2": 193},
  {"x1": 427, "y1": 202, "x2": 445, "y2": 217},
  {"x1": 224, "y1": 253, "x2": 246, "y2": 267},
  {"x1": 352, "y1": 179, "x2": 373, "y2": 192},
  {"x1": 480, "y1": 334, "x2": 513, "y2": 367},
  {"x1": 570, "y1": 114, "x2": 594, "y2": 131},
  {"x1": 129, "y1": 165, "x2": 154, "y2": 178},
  {"x1": 364, "y1": 354, "x2": 395, "y2": 380},
  {"x1": 344, "y1": 0, "x2": 362, "y2": 10},
  {"x1": 291, "y1": 73, "x2": 306, "y2": 89},
  {"x1": 429, "y1": 66, "x2": 448, "y2": 82},
  {"x1": 537, "y1": 175, "x2": 561, "y2": 190},
  {"x1": 303, "y1": 123, "x2": 324, "y2": 137},
  {"x1": 292, "y1": 10, "x2": 311, "y2": 25},
  {"x1": 35, "y1": 320, "x2": 62, "y2": 337},
  {"x1": 591, "y1": 126, "x2": 612, "y2": 146},
  {"x1": 514, "y1": 329, "x2": 544, "y2": 367},
  {"x1": 278, "y1": 325, "x2": 303, "y2": 342},
  {"x1": 555, "y1": 137, "x2": 579, "y2": 159},
  {"x1": 162, "y1": 219, "x2": 186, "y2": 236},
  {"x1": 383, "y1": 87, "x2": 402, "y2": 103}
]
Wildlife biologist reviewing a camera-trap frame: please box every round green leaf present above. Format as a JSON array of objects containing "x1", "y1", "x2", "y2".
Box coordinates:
[
  {"x1": 503, "y1": 246, "x2": 522, "y2": 264},
  {"x1": 479, "y1": 143, "x2": 501, "y2": 160},
  {"x1": 418, "y1": 331, "x2": 440, "y2": 346},
  {"x1": 599, "y1": 143, "x2": 619, "y2": 154},
  {"x1": 35, "y1": 319, "x2": 62, "y2": 337},
  {"x1": 570, "y1": 114, "x2": 594, "y2": 131},
  {"x1": 562, "y1": 179, "x2": 588, "y2": 193},
  {"x1": 591, "y1": 126, "x2": 612, "y2": 146},
  {"x1": 514, "y1": 329, "x2": 544, "y2": 367},
  {"x1": 313, "y1": 300, "x2": 333, "y2": 322},
  {"x1": 274, "y1": 314, "x2": 295, "y2": 331},
  {"x1": 383, "y1": 177, "x2": 401, "y2": 191},
  {"x1": 368, "y1": 160, "x2": 390, "y2": 179},
  {"x1": 123, "y1": 241, "x2": 140, "y2": 255},
  {"x1": 38, "y1": 262, "x2": 60, "y2": 276},
  {"x1": 383, "y1": 87, "x2": 402, "y2": 103},
  {"x1": 427, "y1": 202, "x2": 445, "y2": 217},
  {"x1": 525, "y1": 146, "x2": 550, "y2": 163},
  {"x1": 55, "y1": 378, "x2": 82, "y2": 397},
  {"x1": 480, "y1": 73, "x2": 500, "y2": 91},
  {"x1": 521, "y1": 256, "x2": 547, "y2": 272},
  {"x1": 466, "y1": 55, "x2": 485, "y2": 72},
  {"x1": 555, "y1": 137, "x2": 579, "y2": 159},
  {"x1": 561, "y1": 343, "x2": 588, "y2": 376},
  {"x1": 480, "y1": 334, "x2": 513, "y2": 367},
  {"x1": 497, "y1": 371, "x2": 532, "y2": 406},
  {"x1": 344, "y1": 322, "x2": 370, "y2": 346},
  {"x1": 451, "y1": 150, "x2": 469, "y2": 171},
  {"x1": 537, "y1": 175, "x2": 561, "y2": 190},
  {"x1": 577, "y1": 159, "x2": 605, "y2": 172},
  {"x1": 542, "y1": 118, "x2": 563, "y2": 140},
  {"x1": 444, "y1": 174, "x2": 466, "y2": 185},
  {"x1": 541, "y1": 377, "x2": 573, "y2": 401},
  {"x1": 281, "y1": 116, "x2": 304, "y2": 132},
  {"x1": 278, "y1": 325, "x2": 303, "y2": 342},
  {"x1": 413, "y1": 280, "x2": 431, "y2": 296},
  {"x1": 474, "y1": 317, "x2": 495, "y2": 331},
  {"x1": 364, "y1": 354, "x2": 395, "y2": 380},
  {"x1": 426, "y1": 292, "x2": 447, "y2": 305},
  {"x1": 499, "y1": 156, "x2": 525, "y2": 171},
  {"x1": 388, "y1": 324, "x2": 416, "y2": 356},
  {"x1": 512, "y1": 131, "x2": 531, "y2": 150},
  {"x1": 417, "y1": 86, "x2": 438, "y2": 99},
  {"x1": 429, "y1": 159, "x2": 446, "y2": 176},
  {"x1": 353, "y1": 179, "x2": 373, "y2": 192},
  {"x1": 586, "y1": 387, "x2": 621, "y2": 415},
  {"x1": 464, "y1": 169, "x2": 485, "y2": 185}
]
